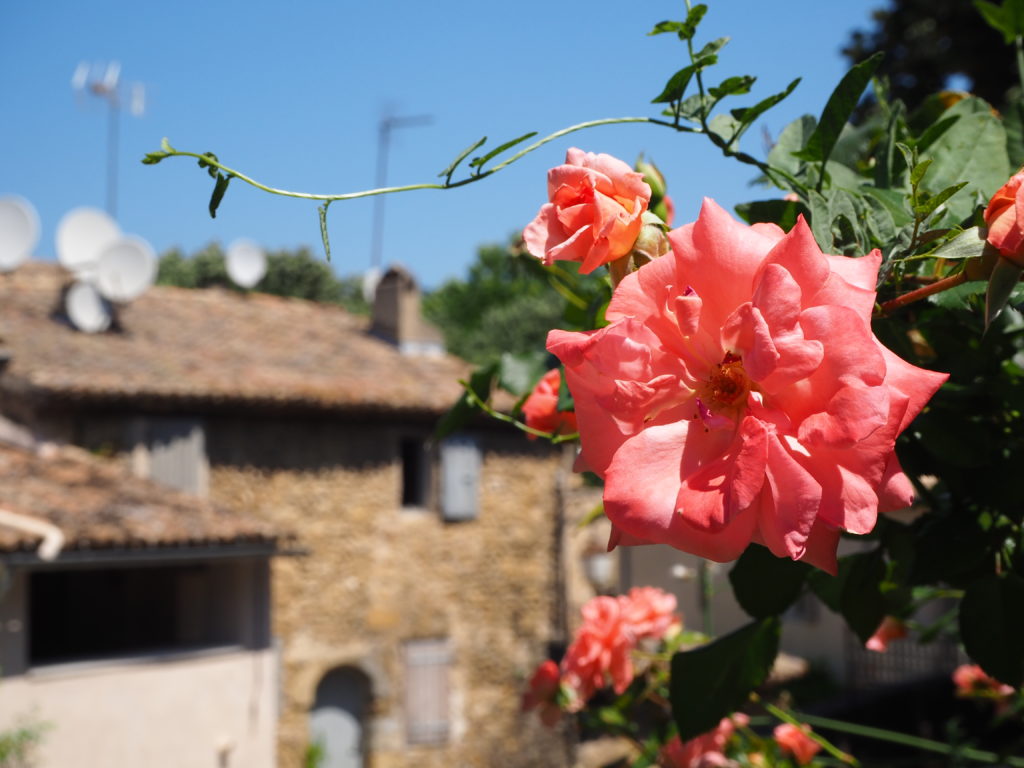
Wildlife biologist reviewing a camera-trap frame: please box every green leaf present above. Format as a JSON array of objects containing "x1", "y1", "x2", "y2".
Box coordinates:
[
  {"x1": 959, "y1": 573, "x2": 1024, "y2": 687},
  {"x1": 677, "y1": 93, "x2": 714, "y2": 122},
  {"x1": 914, "y1": 115, "x2": 960, "y2": 155},
  {"x1": 928, "y1": 279, "x2": 987, "y2": 310},
  {"x1": 913, "y1": 182, "x2": 969, "y2": 217},
  {"x1": 160, "y1": 137, "x2": 174, "y2": 153},
  {"x1": 648, "y1": 19, "x2": 686, "y2": 35},
  {"x1": 677, "y1": 3, "x2": 707, "y2": 40},
  {"x1": 434, "y1": 362, "x2": 497, "y2": 441},
  {"x1": 974, "y1": 0, "x2": 1016, "y2": 44},
  {"x1": 438, "y1": 136, "x2": 486, "y2": 182},
  {"x1": 918, "y1": 96, "x2": 1010, "y2": 223},
  {"x1": 807, "y1": 190, "x2": 832, "y2": 251},
  {"x1": 840, "y1": 551, "x2": 887, "y2": 643},
  {"x1": 197, "y1": 151, "x2": 220, "y2": 179},
  {"x1": 557, "y1": 368, "x2": 574, "y2": 412},
  {"x1": 986, "y1": 256, "x2": 1024, "y2": 328},
  {"x1": 469, "y1": 132, "x2": 537, "y2": 169},
  {"x1": 695, "y1": 36, "x2": 729, "y2": 60},
  {"x1": 1002, "y1": 89, "x2": 1024, "y2": 168},
  {"x1": 864, "y1": 194, "x2": 897, "y2": 243},
  {"x1": 767, "y1": 115, "x2": 816, "y2": 180},
  {"x1": 141, "y1": 151, "x2": 168, "y2": 165},
  {"x1": 910, "y1": 157, "x2": 933, "y2": 189},
  {"x1": 498, "y1": 351, "x2": 547, "y2": 397},
  {"x1": 670, "y1": 617, "x2": 780, "y2": 741},
  {"x1": 807, "y1": 557, "x2": 856, "y2": 612},
  {"x1": 861, "y1": 186, "x2": 915, "y2": 227},
  {"x1": 208, "y1": 173, "x2": 231, "y2": 218},
  {"x1": 709, "y1": 75, "x2": 755, "y2": 100},
  {"x1": 652, "y1": 64, "x2": 699, "y2": 105},
  {"x1": 318, "y1": 202, "x2": 332, "y2": 262},
  {"x1": 729, "y1": 544, "x2": 810, "y2": 618},
  {"x1": 926, "y1": 227, "x2": 987, "y2": 261},
  {"x1": 733, "y1": 199, "x2": 806, "y2": 231},
  {"x1": 708, "y1": 113, "x2": 742, "y2": 149},
  {"x1": 794, "y1": 52, "x2": 883, "y2": 165},
  {"x1": 730, "y1": 78, "x2": 801, "y2": 131}
]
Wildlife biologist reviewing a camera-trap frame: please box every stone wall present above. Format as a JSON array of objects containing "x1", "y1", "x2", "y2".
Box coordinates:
[{"x1": 209, "y1": 427, "x2": 573, "y2": 768}]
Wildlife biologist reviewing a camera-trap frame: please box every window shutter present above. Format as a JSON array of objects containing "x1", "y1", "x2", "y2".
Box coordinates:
[
  {"x1": 404, "y1": 639, "x2": 451, "y2": 745},
  {"x1": 148, "y1": 418, "x2": 207, "y2": 495},
  {"x1": 439, "y1": 436, "x2": 480, "y2": 521}
]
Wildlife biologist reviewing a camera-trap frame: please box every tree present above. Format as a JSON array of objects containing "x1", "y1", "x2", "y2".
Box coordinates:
[
  {"x1": 156, "y1": 243, "x2": 370, "y2": 315},
  {"x1": 843, "y1": 0, "x2": 1015, "y2": 109}
]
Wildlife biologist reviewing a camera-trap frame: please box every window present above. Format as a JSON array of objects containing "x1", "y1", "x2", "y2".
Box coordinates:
[
  {"x1": 400, "y1": 437, "x2": 430, "y2": 508},
  {"x1": 147, "y1": 418, "x2": 207, "y2": 495},
  {"x1": 439, "y1": 436, "x2": 480, "y2": 521},
  {"x1": 403, "y1": 638, "x2": 451, "y2": 746},
  {"x1": 28, "y1": 562, "x2": 250, "y2": 666}
]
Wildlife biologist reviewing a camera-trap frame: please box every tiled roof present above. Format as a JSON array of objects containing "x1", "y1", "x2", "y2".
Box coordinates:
[
  {"x1": 0, "y1": 263, "x2": 470, "y2": 413},
  {"x1": 0, "y1": 440, "x2": 280, "y2": 554}
]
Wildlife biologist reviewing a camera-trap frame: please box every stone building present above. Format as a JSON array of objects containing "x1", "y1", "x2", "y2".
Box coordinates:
[
  {"x1": 0, "y1": 263, "x2": 573, "y2": 767},
  {"x1": 0, "y1": 439, "x2": 282, "y2": 768}
]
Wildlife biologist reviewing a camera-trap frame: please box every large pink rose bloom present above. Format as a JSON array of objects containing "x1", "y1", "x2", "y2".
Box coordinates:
[
  {"x1": 524, "y1": 148, "x2": 651, "y2": 274},
  {"x1": 548, "y1": 200, "x2": 948, "y2": 573}
]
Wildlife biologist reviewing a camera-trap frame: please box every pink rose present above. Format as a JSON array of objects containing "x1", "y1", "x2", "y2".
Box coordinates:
[
  {"x1": 521, "y1": 369, "x2": 578, "y2": 439},
  {"x1": 522, "y1": 659, "x2": 563, "y2": 727},
  {"x1": 984, "y1": 171, "x2": 1024, "y2": 265},
  {"x1": 524, "y1": 148, "x2": 651, "y2": 274},
  {"x1": 660, "y1": 716, "x2": 741, "y2": 768},
  {"x1": 773, "y1": 723, "x2": 821, "y2": 766},
  {"x1": 621, "y1": 586, "x2": 679, "y2": 640},
  {"x1": 952, "y1": 664, "x2": 1015, "y2": 699},
  {"x1": 548, "y1": 199, "x2": 947, "y2": 573},
  {"x1": 865, "y1": 616, "x2": 908, "y2": 652},
  {"x1": 561, "y1": 595, "x2": 635, "y2": 708}
]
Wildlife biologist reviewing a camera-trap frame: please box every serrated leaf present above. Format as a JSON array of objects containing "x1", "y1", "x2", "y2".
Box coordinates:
[
  {"x1": 438, "y1": 136, "x2": 486, "y2": 182},
  {"x1": 864, "y1": 194, "x2": 897, "y2": 242},
  {"x1": 469, "y1": 131, "x2": 537, "y2": 169},
  {"x1": 709, "y1": 75, "x2": 755, "y2": 100},
  {"x1": 708, "y1": 113, "x2": 742, "y2": 149},
  {"x1": 913, "y1": 181, "x2": 968, "y2": 217},
  {"x1": 652, "y1": 64, "x2": 699, "y2": 104},
  {"x1": 861, "y1": 186, "x2": 915, "y2": 227},
  {"x1": 677, "y1": 93, "x2": 713, "y2": 122},
  {"x1": 794, "y1": 52, "x2": 883, "y2": 165},
  {"x1": 729, "y1": 544, "x2": 810, "y2": 618},
  {"x1": 731, "y1": 78, "x2": 801, "y2": 130},
  {"x1": 768, "y1": 115, "x2": 816, "y2": 180},
  {"x1": 807, "y1": 190, "x2": 832, "y2": 251},
  {"x1": 928, "y1": 227, "x2": 988, "y2": 261},
  {"x1": 910, "y1": 157, "x2": 933, "y2": 188},
  {"x1": 318, "y1": 202, "x2": 332, "y2": 262},
  {"x1": 434, "y1": 362, "x2": 498, "y2": 441},
  {"x1": 959, "y1": 573, "x2": 1024, "y2": 687},
  {"x1": 840, "y1": 551, "x2": 887, "y2": 643},
  {"x1": 914, "y1": 115, "x2": 960, "y2": 155},
  {"x1": 497, "y1": 351, "x2": 547, "y2": 397},
  {"x1": 670, "y1": 617, "x2": 780, "y2": 741},
  {"x1": 208, "y1": 173, "x2": 231, "y2": 218},
  {"x1": 986, "y1": 255, "x2": 1024, "y2": 328}
]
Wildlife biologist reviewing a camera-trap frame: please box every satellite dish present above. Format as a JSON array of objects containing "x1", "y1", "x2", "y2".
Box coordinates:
[
  {"x1": 362, "y1": 266, "x2": 382, "y2": 303},
  {"x1": 95, "y1": 235, "x2": 157, "y2": 302},
  {"x1": 226, "y1": 239, "x2": 266, "y2": 289},
  {"x1": 56, "y1": 207, "x2": 120, "y2": 278},
  {"x1": 0, "y1": 196, "x2": 40, "y2": 272},
  {"x1": 65, "y1": 281, "x2": 112, "y2": 333}
]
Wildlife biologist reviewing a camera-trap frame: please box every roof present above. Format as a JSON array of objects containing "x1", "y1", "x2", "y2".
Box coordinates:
[
  {"x1": 0, "y1": 440, "x2": 280, "y2": 556},
  {"x1": 0, "y1": 263, "x2": 470, "y2": 414}
]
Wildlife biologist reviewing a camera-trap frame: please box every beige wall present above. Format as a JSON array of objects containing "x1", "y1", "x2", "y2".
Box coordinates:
[
  {"x1": 0, "y1": 647, "x2": 277, "y2": 768},
  {"x1": 211, "y1": 439, "x2": 572, "y2": 768}
]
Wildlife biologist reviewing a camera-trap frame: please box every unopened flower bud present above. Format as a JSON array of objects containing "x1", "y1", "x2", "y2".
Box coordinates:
[
  {"x1": 607, "y1": 211, "x2": 671, "y2": 288},
  {"x1": 634, "y1": 156, "x2": 666, "y2": 201}
]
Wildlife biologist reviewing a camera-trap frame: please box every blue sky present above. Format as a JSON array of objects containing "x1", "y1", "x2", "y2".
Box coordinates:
[{"x1": 1, "y1": 1, "x2": 884, "y2": 289}]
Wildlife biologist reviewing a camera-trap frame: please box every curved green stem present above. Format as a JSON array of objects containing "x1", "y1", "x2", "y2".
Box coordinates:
[
  {"x1": 154, "y1": 117, "x2": 692, "y2": 204},
  {"x1": 763, "y1": 702, "x2": 858, "y2": 766},
  {"x1": 458, "y1": 380, "x2": 579, "y2": 444}
]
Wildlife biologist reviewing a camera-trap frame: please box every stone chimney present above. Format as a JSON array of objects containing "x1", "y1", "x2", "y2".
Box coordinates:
[{"x1": 370, "y1": 265, "x2": 445, "y2": 356}]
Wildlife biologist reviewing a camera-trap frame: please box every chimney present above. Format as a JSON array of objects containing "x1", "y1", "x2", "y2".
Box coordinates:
[{"x1": 370, "y1": 265, "x2": 445, "y2": 356}]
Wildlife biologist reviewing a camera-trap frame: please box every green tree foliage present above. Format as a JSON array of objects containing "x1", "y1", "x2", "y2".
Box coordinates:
[
  {"x1": 843, "y1": 0, "x2": 1015, "y2": 109},
  {"x1": 423, "y1": 239, "x2": 607, "y2": 365},
  {"x1": 156, "y1": 243, "x2": 370, "y2": 315}
]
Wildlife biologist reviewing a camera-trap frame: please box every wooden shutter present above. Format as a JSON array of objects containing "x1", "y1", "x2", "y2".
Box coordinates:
[
  {"x1": 439, "y1": 436, "x2": 480, "y2": 521},
  {"x1": 148, "y1": 418, "x2": 207, "y2": 495},
  {"x1": 404, "y1": 638, "x2": 451, "y2": 745}
]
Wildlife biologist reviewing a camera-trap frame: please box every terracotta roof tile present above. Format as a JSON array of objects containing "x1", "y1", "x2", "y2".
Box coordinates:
[
  {"x1": 0, "y1": 263, "x2": 470, "y2": 413},
  {"x1": 0, "y1": 441, "x2": 280, "y2": 554}
]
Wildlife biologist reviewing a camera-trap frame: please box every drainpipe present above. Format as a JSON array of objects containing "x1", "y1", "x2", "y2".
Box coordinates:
[{"x1": 0, "y1": 508, "x2": 64, "y2": 561}]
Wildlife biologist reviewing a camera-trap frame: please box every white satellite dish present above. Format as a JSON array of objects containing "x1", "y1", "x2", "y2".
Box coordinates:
[
  {"x1": 95, "y1": 235, "x2": 157, "y2": 302},
  {"x1": 0, "y1": 196, "x2": 40, "y2": 272},
  {"x1": 226, "y1": 239, "x2": 266, "y2": 289},
  {"x1": 65, "y1": 281, "x2": 112, "y2": 333},
  {"x1": 56, "y1": 207, "x2": 120, "y2": 278},
  {"x1": 362, "y1": 266, "x2": 382, "y2": 304}
]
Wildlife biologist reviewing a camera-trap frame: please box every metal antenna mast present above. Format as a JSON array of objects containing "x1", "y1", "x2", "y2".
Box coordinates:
[{"x1": 370, "y1": 113, "x2": 432, "y2": 270}]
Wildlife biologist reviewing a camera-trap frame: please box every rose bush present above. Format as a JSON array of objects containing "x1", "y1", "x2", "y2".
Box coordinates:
[
  {"x1": 524, "y1": 148, "x2": 651, "y2": 274},
  {"x1": 548, "y1": 199, "x2": 948, "y2": 573}
]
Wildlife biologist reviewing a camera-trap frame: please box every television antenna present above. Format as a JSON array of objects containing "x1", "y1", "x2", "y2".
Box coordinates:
[
  {"x1": 0, "y1": 196, "x2": 40, "y2": 272},
  {"x1": 71, "y1": 61, "x2": 147, "y2": 218}
]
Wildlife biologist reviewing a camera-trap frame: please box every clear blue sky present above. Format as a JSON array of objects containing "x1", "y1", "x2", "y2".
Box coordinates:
[{"x1": 1, "y1": 1, "x2": 884, "y2": 289}]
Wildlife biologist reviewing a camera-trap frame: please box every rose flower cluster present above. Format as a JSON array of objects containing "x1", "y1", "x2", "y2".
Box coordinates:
[
  {"x1": 522, "y1": 586, "x2": 680, "y2": 723},
  {"x1": 525, "y1": 148, "x2": 948, "y2": 574}
]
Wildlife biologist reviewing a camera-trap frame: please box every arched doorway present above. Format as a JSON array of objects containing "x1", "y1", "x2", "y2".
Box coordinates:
[{"x1": 309, "y1": 666, "x2": 371, "y2": 768}]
